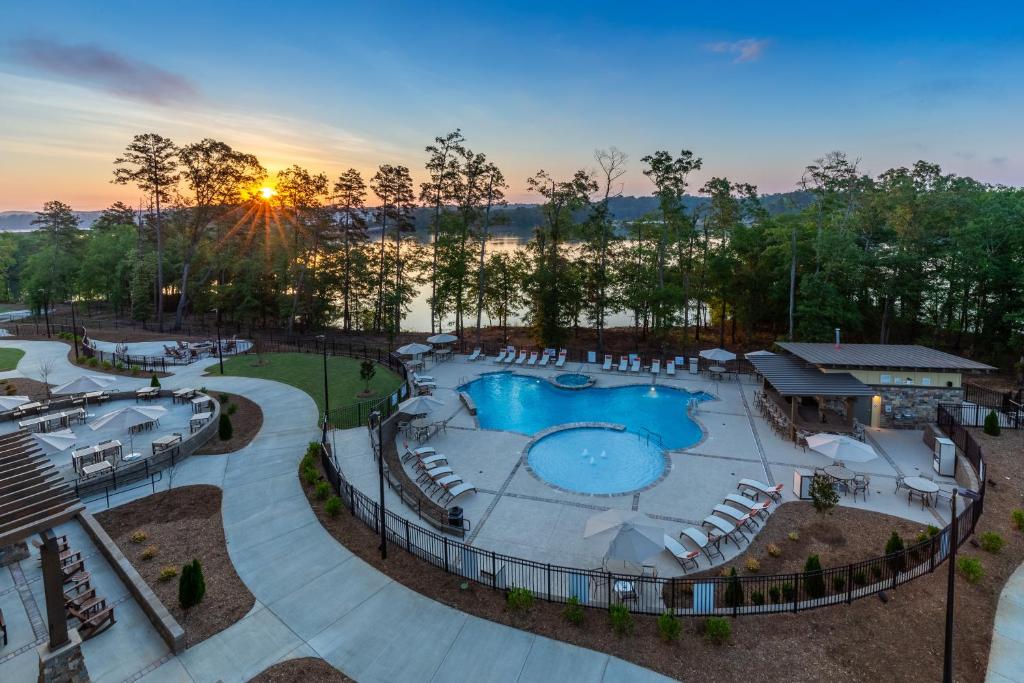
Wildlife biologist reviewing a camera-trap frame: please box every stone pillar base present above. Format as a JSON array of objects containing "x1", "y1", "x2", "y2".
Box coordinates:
[
  {"x1": 0, "y1": 540, "x2": 29, "y2": 567},
  {"x1": 37, "y1": 629, "x2": 90, "y2": 683}
]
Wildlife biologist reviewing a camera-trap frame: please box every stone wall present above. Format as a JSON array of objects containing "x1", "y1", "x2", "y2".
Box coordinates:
[{"x1": 876, "y1": 385, "x2": 963, "y2": 429}]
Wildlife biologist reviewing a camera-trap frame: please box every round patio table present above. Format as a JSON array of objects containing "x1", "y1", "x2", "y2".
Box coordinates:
[
  {"x1": 904, "y1": 476, "x2": 940, "y2": 507},
  {"x1": 823, "y1": 465, "x2": 855, "y2": 482},
  {"x1": 708, "y1": 365, "x2": 726, "y2": 380}
]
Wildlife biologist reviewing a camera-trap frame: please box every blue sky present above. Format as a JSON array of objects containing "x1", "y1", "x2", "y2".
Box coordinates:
[{"x1": 2, "y1": 1, "x2": 1022, "y2": 209}]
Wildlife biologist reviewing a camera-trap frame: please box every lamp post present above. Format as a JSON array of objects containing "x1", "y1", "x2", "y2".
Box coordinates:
[
  {"x1": 370, "y1": 410, "x2": 387, "y2": 560},
  {"x1": 211, "y1": 308, "x2": 224, "y2": 375},
  {"x1": 317, "y1": 335, "x2": 329, "y2": 442},
  {"x1": 69, "y1": 299, "x2": 79, "y2": 360},
  {"x1": 943, "y1": 490, "x2": 959, "y2": 683}
]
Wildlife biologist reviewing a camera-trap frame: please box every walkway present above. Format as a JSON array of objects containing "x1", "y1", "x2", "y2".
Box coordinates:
[
  {"x1": 987, "y1": 562, "x2": 1024, "y2": 682},
  {"x1": 0, "y1": 340, "x2": 671, "y2": 683}
]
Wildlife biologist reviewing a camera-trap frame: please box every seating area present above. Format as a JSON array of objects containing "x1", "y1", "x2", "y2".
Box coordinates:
[
  {"x1": 32, "y1": 534, "x2": 117, "y2": 641},
  {"x1": 404, "y1": 445, "x2": 477, "y2": 505}
]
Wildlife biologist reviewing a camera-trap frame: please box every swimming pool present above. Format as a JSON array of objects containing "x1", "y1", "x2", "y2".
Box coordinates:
[
  {"x1": 526, "y1": 427, "x2": 667, "y2": 495},
  {"x1": 459, "y1": 372, "x2": 711, "y2": 449}
]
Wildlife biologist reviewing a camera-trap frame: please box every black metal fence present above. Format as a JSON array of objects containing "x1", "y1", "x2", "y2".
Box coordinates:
[{"x1": 938, "y1": 401, "x2": 1020, "y2": 431}]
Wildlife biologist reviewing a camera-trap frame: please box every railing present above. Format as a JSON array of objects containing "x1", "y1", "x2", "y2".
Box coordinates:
[
  {"x1": 639, "y1": 426, "x2": 665, "y2": 449},
  {"x1": 963, "y1": 382, "x2": 1023, "y2": 429},
  {"x1": 938, "y1": 401, "x2": 1020, "y2": 432},
  {"x1": 936, "y1": 405, "x2": 989, "y2": 517}
]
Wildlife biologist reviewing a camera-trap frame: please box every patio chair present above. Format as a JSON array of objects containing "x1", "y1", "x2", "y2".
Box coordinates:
[
  {"x1": 602, "y1": 354, "x2": 613, "y2": 371},
  {"x1": 440, "y1": 481, "x2": 476, "y2": 504},
  {"x1": 73, "y1": 601, "x2": 115, "y2": 641},
  {"x1": 663, "y1": 535, "x2": 700, "y2": 572},
  {"x1": 467, "y1": 348, "x2": 481, "y2": 362},
  {"x1": 415, "y1": 465, "x2": 454, "y2": 485},
  {"x1": 851, "y1": 474, "x2": 870, "y2": 502},
  {"x1": 630, "y1": 357, "x2": 641, "y2": 373},
  {"x1": 680, "y1": 526, "x2": 724, "y2": 561},
  {"x1": 894, "y1": 475, "x2": 908, "y2": 495},
  {"x1": 402, "y1": 445, "x2": 434, "y2": 462},
  {"x1": 666, "y1": 359, "x2": 676, "y2": 376},
  {"x1": 538, "y1": 350, "x2": 550, "y2": 367},
  {"x1": 737, "y1": 478, "x2": 784, "y2": 502},
  {"x1": 503, "y1": 348, "x2": 517, "y2": 364},
  {"x1": 493, "y1": 350, "x2": 507, "y2": 364},
  {"x1": 702, "y1": 515, "x2": 747, "y2": 544},
  {"x1": 723, "y1": 493, "x2": 771, "y2": 519},
  {"x1": 526, "y1": 351, "x2": 539, "y2": 366},
  {"x1": 412, "y1": 371, "x2": 435, "y2": 384},
  {"x1": 555, "y1": 350, "x2": 568, "y2": 367},
  {"x1": 427, "y1": 473, "x2": 463, "y2": 496},
  {"x1": 713, "y1": 504, "x2": 759, "y2": 532},
  {"x1": 650, "y1": 359, "x2": 661, "y2": 375},
  {"x1": 514, "y1": 351, "x2": 528, "y2": 365},
  {"x1": 618, "y1": 356, "x2": 628, "y2": 372}
]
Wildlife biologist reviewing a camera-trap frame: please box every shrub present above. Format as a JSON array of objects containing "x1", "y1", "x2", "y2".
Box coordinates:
[
  {"x1": 852, "y1": 570, "x2": 867, "y2": 586},
  {"x1": 129, "y1": 530, "x2": 148, "y2": 544},
  {"x1": 76, "y1": 356, "x2": 87, "y2": 365},
  {"x1": 751, "y1": 590, "x2": 765, "y2": 606},
  {"x1": 915, "y1": 531, "x2": 929, "y2": 544},
  {"x1": 832, "y1": 575, "x2": 846, "y2": 593},
  {"x1": 1013, "y1": 509, "x2": 1024, "y2": 532},
  {"x1": 809, "y1": 474, "x2": 839, "y2": 514},
  {"x1": 788, "y1": 531, "x2": 799, "y2": 541},
  {"x1": 178, "y1": 559, "x2": 206, "y2": 609},
  {"x1": 130, "y1": 367, "x2": 140, "y2": 376},
  {"x1": 218, "y1": 413, "x2": 233, "y2": 440},
  {"x1": 983, "y1": 410, "x2": 1001, "y2": 436},
  {"x1": 315, "y1": 480, "x2": 330, "y2": 500},
  {"x1": 980, "y1": 531, "x2": 1005, "y2": 554},
  {"x1": 768, "y1": 586, "x2": 781, "y2": 604},
  {"x1": 306, "y1": 441, "x2": 321, "y2": 458},
  {"x1": 609, "y1": 603, "x2": 633, "y2": 637},
  {"x1": 101, "y1": 360, "x2": 112, "y2": 370},
  {"x1": 87, "y1": 357, "x2": 98, "y2": 367},
  {"x1": 745, "y1": 557, "x2": 761, "y2": 573},
  {"x1": 781, "y1": 581, "x2": 796, "y2": 602},
  {"x1": 563, "y1": 596, "x2": 585, "y2": 626},
  {"x1": 359, "y1": 359, "x2": 377, "y2": 392},
  {"x1": 870, "y1": 565, "x2": 882, "y2": 580},
  {"x1": 803, "y1": 555, "x2": 826, "y2": 598},
  {"x1": 957, "y1": 556, "x2": 984, "y2": 584},
  {"x1": 227, "y1": 402, "x2": 238, "y2": 416},
  {"x1": 158, "y1": 566, "x2": 178, "y2": 582},
  {"x1": 140, "y1": 546, "x2": 158, "y2": 561},
  {"x1": 657, "y1": 611, "x2": 681, "y2": 642},
  {"x1": 703, "y1": 617, "x2": 731, "y2": 645},
  {"x1": 325, "y1": 496, "x2": 342, "y2": 517},
  {"x1": 506, "y1": 587, "x2": 534, "y2": 612},
  {"x1": 926, "y1": 525, "x2": 940, "y2": 537},
  {"x1": 723, "y1": 567, "x2": 744, "y2": 607},
  {"x1": 885, "y1": 531, "x2": 906, "y2": 573},
  {"x1": 766, "y1": 543, "x2": 782, "y2": 557},
  {"x1": 302, "y1": 467, "x2": 320, "y2": 486},
  {"x1": 150, "y1": 374, "x2": 161, "y2": 388},
  {"x1": 219, "y1": 392, "x2": 230, "y2": 403}
]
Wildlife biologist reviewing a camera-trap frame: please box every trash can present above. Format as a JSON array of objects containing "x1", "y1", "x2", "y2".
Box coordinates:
[{"x1": 448, "y1": 506, "x2": 464, "y2": 529}]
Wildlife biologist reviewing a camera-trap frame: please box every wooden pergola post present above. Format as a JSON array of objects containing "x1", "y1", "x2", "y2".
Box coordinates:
[
  {"x1": 790, "y1": 395, "x2": 798, "y2": 440},
  {"x1": 40, "y1": 529, "x2": 69, "y2": 648}
]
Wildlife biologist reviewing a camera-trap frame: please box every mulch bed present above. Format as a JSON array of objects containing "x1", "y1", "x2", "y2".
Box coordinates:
[
  {"x1": 69, "y1": 350, "x2": 172, "y2": 378},
  {"x1": 0, "y1": 377, "x2": 51, "y2": 401},
  {"x1": 195, "y1": 392, "x2": 263, "y2": 454},
  {"x1": 248, "y1": 657, "x2": 354, "y2": 683},
  {"x1": 301, "y1": 435, "x2": 1024, "y2": 682},
  {"x1": 95, "y1": 485, "x2": 255, "y2": 647}
]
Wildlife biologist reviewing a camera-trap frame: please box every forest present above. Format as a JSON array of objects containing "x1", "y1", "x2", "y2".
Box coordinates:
[{"x1": 7, "y1": 131, "x2": 1023, "y2": 365}]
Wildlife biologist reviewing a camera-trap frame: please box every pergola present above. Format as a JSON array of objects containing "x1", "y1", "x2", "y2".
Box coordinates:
[{"x1": 0, "y1": 429, "x2": 84, "y2": 651}]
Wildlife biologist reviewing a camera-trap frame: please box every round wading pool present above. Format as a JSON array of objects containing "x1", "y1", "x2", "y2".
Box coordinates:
[
  {"x1": 551, "y1": 372, "x2": 595, "y2": 389},
  {"x1": 526, "y1": 427, "x2": 667, "y2": 495}
]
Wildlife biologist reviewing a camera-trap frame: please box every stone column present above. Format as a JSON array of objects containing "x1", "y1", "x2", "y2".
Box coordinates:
[{"x1": 37, "y1": 628, "x2": 90, "y2": 683}]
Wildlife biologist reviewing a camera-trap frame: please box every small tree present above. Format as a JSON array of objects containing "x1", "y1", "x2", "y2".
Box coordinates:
[
  {"x1": 809, "y1": 474, "x2": 839, "y2": 514},
  {"x1": 723, "y1": 566, "x2": 744, "y2": 607},
  {"x1": 983, "y1": 410, "x2": 1001, "y2": 436},
  {"x1": 178, "y1": 559, "x2": 206, "y2": 610},
  {"x1": 218, "y1": 412, "x2": 233, "y2": 440},
  {"x1": 150, "y1": 374, "x2": 161, "y2": 388},
  {"x1": 803, "y1": 554, "x2": 826, "y2": 598},
  {"x1": 359, "y1": 359, "x2": 376, "y2": 395},
  {"x1": 885, "y1": 531, "x2": 906, "y2": 573}
]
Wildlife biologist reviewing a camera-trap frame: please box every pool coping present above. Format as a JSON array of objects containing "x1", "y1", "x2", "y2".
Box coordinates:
[{"x1": 519, "y1": 422, "x2": 674, "y2": 498}]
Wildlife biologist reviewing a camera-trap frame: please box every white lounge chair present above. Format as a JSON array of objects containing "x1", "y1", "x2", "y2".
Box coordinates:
[
  {"x1": 680, "y1": 527, "x2": 724, "y2": 561},
  {"x1": 493, "y1": 350, "x2": 507, "y2": 364},
  {"x1": 467, "y1": 348, "x2": 481, "y2": 362},
  {"x1": 737, "y1": 479, "x2": 784, "y2": 502},
  {"x1": 555, "y1": 350, "x2": 567, "y2": 367},
  {"x1": 650, "y1": 359, "x2": 661, "y2": 375},
  {"x1": 514, "y1": 351, "x2": 528, "y2": 365},
  {"x1": 416, "y1": 465, "x2": 454, "y2": 484},
  {"x1": 663, "y1": 534, "x2": 700, "y2": 572},
  {"x1": 602, "y1": 354, "x2": 613, "y2": 371},
  {"x1": 402, "y1": 445, "x2": 436, "y2": 463},
  {"x1": 412, "y1": 371, "x2": 435, "y2": 384},
  {"x1": 723, "y1": 493, "x2": 772, "y2": 519},
  {"x1": 427, "y1": 473, "x2": 463, "y2": 495},
  {"x1": 713, "y1": 503, "x2": 758, "y2": 532},
  {"x1": 702, "y1": 515, "x2": 747, "y2": 544},
  {"x1": 674, "y1": 356, "x2": 685, "y2": 371},
  {"x1": 630, "y1": 357, "x2": 641, "y2": 373},
  {"x1": 618, "y1": 356, "x2": 628, "y2": 372},
  {"x1": 526, "y1": 351, "x2": 539, "y2": 366},
  {"x1": 666, "y1": 360, "x2": 676, "y2": 376},
  {"x1": 538, "y1": 351, "x2": 550, "y2": 367},
  {"x1": 503, "y1": 348, "x2": 517, "y2": 364},
  {"x1": 418, "y1": 454, "x2": 448, "y2": 468},
  {"x1": 441, "y1": 482, "x2": 476, "y2": 503}
]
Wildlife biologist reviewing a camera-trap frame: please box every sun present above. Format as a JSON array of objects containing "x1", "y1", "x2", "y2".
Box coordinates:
[{"x1": 259, "y1": 186, "x2": 277, "y2": 200}]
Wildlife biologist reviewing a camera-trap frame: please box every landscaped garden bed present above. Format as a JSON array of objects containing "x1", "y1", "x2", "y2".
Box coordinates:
[
  {"x1": 0, "y1": 377, "x2": 49, "y2": 401},
  {"x1": 95, "y1": 485, "x2": 254, "y2": 646},
  {"x1": 299, "y1": 432, "x2": 1024, "y2": 682},
  {"x1": 249, "y1": 657, "x2": 353, "y2": 682},
  {"x1": 195, "y1": 392, "x2": 263, "y2": 454}
]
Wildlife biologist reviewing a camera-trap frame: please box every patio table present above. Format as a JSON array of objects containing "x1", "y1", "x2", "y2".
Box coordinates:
[
  {"x1": 151, "y1": 433, "x2": 182, "y2": 455},
  {"x1": 191, "y1": 396, "x2": 213, "y2": 413},
  {"x1": 708, "y1": 365, "x2": 726, "y2": 381},
  {"x1": 80, "y1": 461, "x2": 112, "y2": 478},
  {"x1": 190, "y1": 411, "x2": 212, "y2": 433},
  {"x1": 135, "y1": 386, "x2": 159, "y2": 402},
  {"x1": 904, "y1": 476, "x2": 939, "y2": 507},
  {"x1": 172, "y1": 388, "x2": 196, "y2": 403},
  {"x1": 12, "y1": 401, "x2": 42, "y2": 416}
]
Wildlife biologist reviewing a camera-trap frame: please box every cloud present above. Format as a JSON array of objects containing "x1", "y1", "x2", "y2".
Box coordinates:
[
  {"x1": 9, "y1": 38, "x2": 198, "y2": 105},
  {"x1": 705, "y1": 38, "x2": 769, "y2": 63},
  {"x1": 991, "y1": 156, "x2": 1008, "y2": 166}
]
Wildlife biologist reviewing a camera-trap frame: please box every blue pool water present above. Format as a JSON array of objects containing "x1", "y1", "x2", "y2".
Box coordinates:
[
  {"x1": 527, "y1": 428, "x2": 666, "y2": 494},
  {"x1": 459, "y1": 372, "x2": 711, "y2": 449}
]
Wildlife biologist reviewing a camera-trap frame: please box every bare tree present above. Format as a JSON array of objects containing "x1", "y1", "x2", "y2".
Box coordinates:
[{"x1": 36, "y1": 358, "x2": 56, "y2": 398}]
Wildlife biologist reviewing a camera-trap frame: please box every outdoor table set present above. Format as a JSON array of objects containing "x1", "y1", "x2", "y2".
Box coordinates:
[
  {"x1": 191, "y1": 396, "x2": 213, "y2": 413},
  {"x1": 18, "y1": 407, "x2": 86, "y2": 433},
  {"x1": 902, "y1": 476, "x2": 941, "y2": 508},
  {"x1": 151, "y1": 432, "x2": 182, "y2": 455},
  {"x1": 80, "y1": 461, "x2": 113, "y2": 478},
  {"x1": 72, "y1": 440, "x2": 122, "y2": 474},
  {"x1": 135, "y1": 386, "x2": 160, "y2": 402},
  {"x1": 190, "y1": 412, "x2": 212, "y2": 433},
  {"x1": 172, "y1": 388, "x2": 196, "y2": 403},
  {"x1": 11, "y1": 401, "x2": 43, "y2": 417}
]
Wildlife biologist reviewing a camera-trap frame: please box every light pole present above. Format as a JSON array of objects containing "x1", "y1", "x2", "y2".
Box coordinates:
[
  {"x1": 943, "y1": 490, "x2": 959, "y2": 683},
  {"x1": 317, "y1": 335, "x2": 329, "y2": 442},
  {"x1": 370, "y1": 410, "x2": 387, "y2": 560},
  {"x1": 211, "y1": 308, "x2": 224, "y2": 375},
  {"x1": 69, "y1": 299, "x2": 79, "y2": 360}
]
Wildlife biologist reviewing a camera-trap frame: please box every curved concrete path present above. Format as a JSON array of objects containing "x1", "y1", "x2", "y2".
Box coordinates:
[
  {"x1": 0, "y1": 341, "x2": 671, "y2": 683},
  {"x1": 987, "y1": 562, "x2": 1024, "y2": 682}
]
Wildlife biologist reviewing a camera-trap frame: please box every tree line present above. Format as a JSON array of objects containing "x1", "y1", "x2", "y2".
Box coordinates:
[{"x1": 7, "y1": 132, "x2": 1023, "y2": 363}]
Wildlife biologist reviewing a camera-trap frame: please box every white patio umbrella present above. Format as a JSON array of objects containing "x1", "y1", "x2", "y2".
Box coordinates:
[
  {"x1": 397, "y1": 395, "x2": 443, "y2": 417},
  {"x1": 584, "y1": 510, "x2": 663, "y2": 565},
  {"x1": 53, "y1": 375, "x2": 116, "y2": 395},
  {"x1": 698, "y1": 348, "x2": 737, "y2": 363},
  {"x1": 395, "y1": 343, "x2": 432, "y2": 356},
  {"x1": 806, "y1": 433, "x2": 878, "y2": 464},
  {"x1": 0, "y1": 395, "x2": 30, "y2": 411},
  {"x1": 744, "y1": 349, "x2": 775, "y2": 358},
  {"x1": 90, "y1": 405, "x2": 168, "y2": 456},
  {"x1": 32, "y1": 429, "x2": 77, "y2": 454},
  {"x1": 426, "y1": 333, "x2": 458, "y2": 345}
]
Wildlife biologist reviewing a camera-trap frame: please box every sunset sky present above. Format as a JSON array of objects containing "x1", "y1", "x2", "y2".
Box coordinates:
[{"x1": 2, "y1": 1, "x2": 1022, "y2": 211}]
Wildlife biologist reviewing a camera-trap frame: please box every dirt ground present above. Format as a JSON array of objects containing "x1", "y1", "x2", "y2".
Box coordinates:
[
  {"x1": 95, "y1": 485, "x2": 254, "y2": 647},
  {"x1": 0, "y1": 377, "x2": 51, "y2": 401},
  {"x1": 195, "y1": 392, "x2": 263, "y2": 454},
  {"x1": 302, "y1": 432, "x2": 1024, "y2": 682},
  {"x1": 248, "y1": 657, "x2": 354, "y2": 683}
]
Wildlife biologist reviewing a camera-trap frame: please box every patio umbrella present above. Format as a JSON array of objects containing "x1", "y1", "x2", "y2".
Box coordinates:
[
  {"x1": 0, "y1": 395, "x2": 30, "y2": 411},
  {"x1": 744, "y1": 349, "x2": 775, "y2": 358},
  {"x1": 584, "y1": 510, "x2": 663, "y2": 564},
  {"x1": 395, "y1": 343, "x2": 432, "y2": 356},
  {"x1": 426, "y1": 333, "x2": 458, "y2": 345},
  {"x1": 32, "y1": 429, "x2": 77, "y2": 454},
  {"x1": 397, "y1": 395, "x2": 443, "y2": 417},
  {"x1": 698, "y1": 348, "x2": 737, "y2": 363},
  {"x1": 53, "y1": 375, "x2": 116, "y2": 395},
  {"x1": 806, "y1": 433, "x2": 878, "y2": 463},
  {"x1": 90, "y1": 405, "x2": 168, "y2": 456}
]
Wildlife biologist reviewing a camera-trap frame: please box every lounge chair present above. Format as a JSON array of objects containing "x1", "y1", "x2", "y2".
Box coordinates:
[
  {"x1": 538, "y1": 351, "x2": 550, "y2": 367},
  {"x1": 467, "y1": 348, "x2": 481, "y2": 362},
  {"x1": 737, "y1": 479, "x2": 784, "y2": 502},
  {"x1": 723, "y1": 493, "x2": 772, "y2": 519},
  {"x1": 650, "y1": 359, "x2": 661, "y2": 375},
  {"x1": 602, "y1": 354, "x2": 613, "y2": 371},
  {"x1": 440, "y1": 482, "x2": 476, "y2": 504},
  {"x1": 72, "y1": 601, "x2": 115, "y2": 641},
  {"x1": 663, "y1": 534, "x2": 700, "y2": 572},
  {"x1": 416, "y1": 466, "x2": 454, "y2": 485},
  {"x1": 618, "y1": 356, "x2": 628, "y2": 372},
  {"x1": 674, "y1": 356, "x2": 686, "y2": 372},
  {"x1": 401, "y1": 445, "x2": 435, "y2": 462},
  {"x1": 503, "y1": 349, "x2": 517, "y2": 364},
  {"x1": 713, "y1": 503, "x2": 758, "y2": 532},
  {"x1": 587, "y1": 351, "x2": 597, "y2": 364},
  {"x1": 666, "y1": 359, "x2": 676, "y2": 376},
  {"x1": 555, "y1": 350, "x2": 567, "y2": 367},
  {"x1": 514, "y1": 351, "x2": 527, "y2": 365},
  {"x1": 702, "y1": 515, "x2": 747, "y2": 544},
  {"x1": 526, "y1": 351, "x2": 539, "y2": 366},
  {"x1": 493, "y1": 350, "x2": 507, "y2": 364},
  {"x1": 418, "y1": 454, "x2": 448, "y2": 469},
  {"x1": 412, "y1": 371, "x2": 435, "y2": 384},
  {"x1": 630, "y1": 357, "x2": 641, "y2": 373},
  {"x1": 680, "y1": 527, "x2": 724, "y2": 561}
]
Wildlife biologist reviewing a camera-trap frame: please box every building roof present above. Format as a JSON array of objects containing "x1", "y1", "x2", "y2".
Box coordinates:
[
  {"x1": 748, "y1": 354, "x2": 876, "y2": 397},
  {"x1": 775, "y1": 343, "x2": 995, "y2": 371},
  {"x1": 0, "y1": 430, "x2": 83, "y2": 546}
]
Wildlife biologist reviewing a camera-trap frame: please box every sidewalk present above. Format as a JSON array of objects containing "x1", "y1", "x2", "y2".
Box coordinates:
[{"x1": 987, "y1": 562, "x2": 1024, "y2": 682}]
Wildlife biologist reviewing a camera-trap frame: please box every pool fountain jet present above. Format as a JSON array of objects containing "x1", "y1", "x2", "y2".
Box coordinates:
[
  {"x1": 588, "y1": 455, "x2": 596, "y2": 465},
  {"x1": 582, "y1": 447, "x2": 589, "y2": 459},
  {"x1": 600, "y1": 450, "x2": 607, "y2": 459}
]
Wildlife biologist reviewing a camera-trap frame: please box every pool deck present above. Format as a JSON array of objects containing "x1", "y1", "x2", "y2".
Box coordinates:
[{"x1": 335, "y1": 355, "x2": 955, "y2": 577}]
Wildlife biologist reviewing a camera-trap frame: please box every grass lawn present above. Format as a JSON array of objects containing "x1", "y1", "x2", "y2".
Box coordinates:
[
  {"x1": 209, "y1": 352, "x2": 403, "y2": 418},
  {"x1": 0, "y1": 347, "x2": 25, "y2": 371}
]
